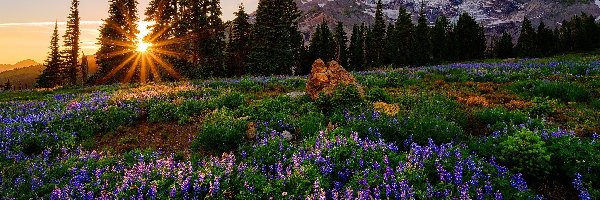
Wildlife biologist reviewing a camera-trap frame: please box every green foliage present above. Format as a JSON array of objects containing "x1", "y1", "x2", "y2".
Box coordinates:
[
  {"x1": 512, "y1": 81, "x2": 591, "y2": 102},
  {"x1": 366, "y1": 87, "x2": 391, "y2": 103},
  {"x1": 293, "y1": 111, "x2": 326, "y2": 139},
  {"x1": 209, "y1": 91, "x2": 245, "y2": 109},
  {"x1": 175, "y1": 99, "x2": 207, "y2": 124},
  {"x1": 192, "y1": 110, "x2": 248, "y2": 152},
  {"x1": 527, "y1": 97, "x2": 558, "y2": 116},
  {"x1": 147, "y1": 101, "x2": 177, "y2": 123},
  {"x1": 547, "y1": 136, "x2": 600, "y2": 188},
  {"x1": 476, "y1": 107, "x2": 543, "y2": 131},
  {"x1": 497, "y1": 129, "x2": 552, "y2": 179},
  {"x1": 315, "y1": 84, "x2": 364, "y2": 114}
]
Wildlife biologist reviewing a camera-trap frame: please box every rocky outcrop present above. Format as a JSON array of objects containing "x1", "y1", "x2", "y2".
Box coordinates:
[{"x1": 306, "y1": 59, "x2": 363, "y2": 100}]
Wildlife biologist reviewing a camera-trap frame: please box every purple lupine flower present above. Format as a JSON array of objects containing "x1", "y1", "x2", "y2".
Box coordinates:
[
  {"x1": 573, "y1": 173, "x2": 591, "y2": 200},
  {"x1": 494, "y1": 191, "x2": 503, "y2": 200},
  {"x1": 510, "y1": 173, "x2": 528, "y2": 191}
]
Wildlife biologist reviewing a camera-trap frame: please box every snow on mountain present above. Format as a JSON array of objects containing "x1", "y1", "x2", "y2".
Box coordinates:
[{"x1": 294, "y1": 0, "x2": 600, "y2": 38}]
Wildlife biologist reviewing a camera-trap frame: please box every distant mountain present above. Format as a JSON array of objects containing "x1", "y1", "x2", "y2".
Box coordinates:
[
  {"x1": 0, "y1": 59, "x2": 39, "y2": 73},
  {"x1": 295, "y1": 0, "x2": 600, "y2": 37},
  {"x1": 0, "y1": 64, "x2": 44, "y2": 90}
]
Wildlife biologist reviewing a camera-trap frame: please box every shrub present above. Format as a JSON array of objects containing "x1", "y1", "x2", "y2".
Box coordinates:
[
  {"x1": 293, "y1": 112, "x2": 325, "y2": 139},
  {"x1": 94, "y1": 105, "x2": 138, "y2": 132},
  {"x1": 175, "y1": 100, "x2": 207, "y2": 124},
  {"x1": 192, "y1": 111, "x2": 248, "y2": 152},
  {"x1": 497, "y1": 129, "x2": 552, "y2": 179},
  {"x1": 527, "y1": 97, "x2": 558, "y2": 117},
  {"x1": 476, "y1": 107, "x2": 542, "y2": 131},
  {"x1": 547, "y1": 136, "x2": 600, "y2": 189},
  {"x1": 147, "y1": 101, "x2": 177, "y2": 123},
  {"x1": 404, "y1": 116, "x2": 465, "y2": 145},
  {"x1": 316, "y1": 84, "x2": 364, "y2": 114},
  {"x1": 366, "y1": 87, "x2": 392, "y2": 103},
  {"x1": 512, "y1": 81, "x2": 591, "y2": 102},
  {"x1": 210, "y1": 91, "x2": 245, "y2": 110}
]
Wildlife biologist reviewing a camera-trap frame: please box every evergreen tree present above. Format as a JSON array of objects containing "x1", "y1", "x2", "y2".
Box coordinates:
[
  {"x1": 516, "y1": 17, "x2": 537, "y2": 57},
  {"x1": 226, "y1": 3, "x2": 251, "y2": 77},
  {"x1": 80, "y1": 52, "x2": 88, "y2": 84},
  {"x1": 3, "y1": 79, "x2": 11, "y2": 91},
  {"x1": 145, "y1": 0, "x2": 179, "y2": 80},
  {"x1": 455, "y1": 13, "x2": 486, "y2": 60},
  {"x1": 204, "y1": 0, "x2": 226, "y2": 77},
  {"x1": 431, "y1": 15, "x2": 449, "y2": 62},
  {"x1": 308, "y1": 20, "x2": 335, "y2": 63},
  {"x1": 383, "y1": 24, "x2": 396, "y2": 65},
  {"x1": 394, "y1": 6, "x2": 414, "y2": 66},
  {"x1": 61, "y1": 0, "x2": 80, "y2": 85},
  {"x1": 348, "y1": 24, "x2": 365, "y2": 71},
  {"x1": 536, "y1": 22, "x2": 555, "y2": 57},
  {"x1": 367, "y1": 0, "x2": 386, "y2": 68},
  {"x1": 413, "y1": 8, "x2": 430, "y2": 65},
  {"x1": 95, "y1": 0, "x2": 139, "y2": 84},
  {"x1": 580, "y1": 13, "x2": 600, "y2": 51},
  {"x1": 494, "y1": 32, "x2": 514, "y2": 59},
  {"x1": 334, "y1": 22, "x2": 349, "y2": 68},
  {"x1": 557, "y1": 19, "x2": 573, "y2": 53},
  {"x1": 248, "y1": 0, "x2": 302, "y2": 75},
  {"x1": 37, "y1": 22, "x2": 63, "y2": 88}
]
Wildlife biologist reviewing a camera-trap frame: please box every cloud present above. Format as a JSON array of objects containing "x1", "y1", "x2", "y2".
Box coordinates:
[{"x1": 0, "y1": 21, "x2": 103, "y2": 27}]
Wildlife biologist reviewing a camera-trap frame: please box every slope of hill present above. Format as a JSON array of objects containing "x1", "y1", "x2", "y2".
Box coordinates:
[
  {"x1": 0, "y1": 59, "x2": 39, "y2": 73},
  {"x1": 0, "y1": 65, "x2": 44, "y2": 89},
  {"x1": 295, "y1": 0, "x2": 600, "y2": 36}
]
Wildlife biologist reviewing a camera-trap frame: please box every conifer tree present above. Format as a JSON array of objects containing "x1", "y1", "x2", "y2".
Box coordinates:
[
  {"x1": 226, "y1": 3, "x2": 251, "y2": 77},
  {"x1": 61, "y1": 0, "x2": 80, "y2": 85},
  {"x1": 145, "y1": 0, "x2": 179, "y2": 81},
  {"x1": 368, "y1": 0, "x2": 386, "y2": 68},
  {"x1": 334, "y1": 22, "x2": 349, "y2": 68},
  {"x1": 248, "y1": 0, "x2": 302, "y2": 75},
  {"x1": 3, "y1": 79, "x2": 11, "y2": 91},
  {"x1": 431, "y1": 15, "x2": 449, "y2": 62},
  {"x1": 536, "y1": 22, "x2": 555, "y2": 57},
  {"x1": 37, "y1": 22, "x2": 63, "y2": 88},
  {"x1": 349, "y1": 24, "x2": 365, "y2": 71},
  {"x1": 494, "y1": 32, "x2": 514, "y2": 59},
  {"x1": 394, "y1": 6, "x2": 414, "y2": 66},
  {"x1": 308, "y1": 20, "x2": 335, "y2": 63},
  {"x1": 80, "y1": 52, "x2": 88, "y2": 84},
  {"x1": 516, "y1": 17, "x2": 537, "y2": 57},
  {"x1": 455, "y1": 13, "x2": 486, "y2": 60},
  {"x1": 95, "y1": 0, "x2": 139, "y2": 84},
  {"x1": 413, "y1": 8, "x2": 430, "y2": 65},
  {"x1": 383, "y1": 24, "x2": 396, "y2": 65}
]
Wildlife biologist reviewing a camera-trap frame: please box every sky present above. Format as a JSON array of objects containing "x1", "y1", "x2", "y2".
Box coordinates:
[{"x1": 0, "y1": 0, "x2": 258, "y2": 65}]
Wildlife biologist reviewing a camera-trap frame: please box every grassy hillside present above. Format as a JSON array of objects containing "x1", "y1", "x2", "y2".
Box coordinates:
[
  {"x1": 0, "y1": 64, "x2": 44, "y2": 89},
  {"x1": 0, "y1": 55, "x2": 599, "y2": 199}
]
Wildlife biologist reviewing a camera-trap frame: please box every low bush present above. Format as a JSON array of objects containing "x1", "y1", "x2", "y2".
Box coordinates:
[
  {"x1": 175, "y1": 99, "x2": 207, "y2": 124},
  {"x1": 527, "y1": 97, "x2": 558, "y2": 117},
  {"x1": 316, "y1": 84, "x2": 365, "y2": 114},
  {"x1": 192, "y1": 110, "x2": 248, "y2": 152},
  {"x1": 209, "y1": 91, "x2": 245, "y2": 110},
  {"x1": 476, "y1": 107, "x2": 543, "y2": 131},
  {"x1": 497, "y1": 129, "x2": 552, "y2": 180},
  {"x1": 512, "y1": 81, "x2": 591, "y2": 102},
  {"x1": 547, "y1": 136, "x2": 600, "y2": 190},
  {"x1": 293, "y1": 111, "x2": 326, "y2": 139},
  {"x1": 366, "y1": 87, "x2": 392, "y2": 103},
  {"x1": 147, "y1": 101, "x2": 177, "y2": 123}
]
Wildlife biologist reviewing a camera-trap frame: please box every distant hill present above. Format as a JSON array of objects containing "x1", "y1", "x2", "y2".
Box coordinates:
[
  {"x1": 0, "y1": 64, "x2": 45, "y2": 90},
  {"x1": 0, "y1": 59, "x2": 39, "y2": 73}
]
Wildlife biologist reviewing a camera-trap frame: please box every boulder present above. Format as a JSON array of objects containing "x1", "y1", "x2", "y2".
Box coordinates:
[{"x1": 306, "y1": 59, "x2": 363, "y2": 100}]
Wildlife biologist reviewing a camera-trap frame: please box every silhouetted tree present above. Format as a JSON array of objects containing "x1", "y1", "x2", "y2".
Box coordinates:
[
  {"x1": 431, "y1": 15, "x2": 449, "y2": 62},
  {"x1": 248, "y1": 0, "x2": 302, "y2": 75},
  {"x1": 37, "y1": 22, "x2": 63, "y2": 88},
  {"x1": 80, "y1": 52, "x2": 89, "y2": 84},
  {"x1": 3, "y1": 79, "x2": 11, "y2": 91},
  {"x1": 61, "y1": 0, "x2": 80, "y2": 85},
  {"x1": 308, "y1": 20, "x2": 335, "y2": 63},
  {"x1": 366, "y1": 0, "x2": 386, "y2": 68},
  {"x1": 145, "y1": 0, "x2": 179, "y2": 81},
  {"x1": 536, "y1": 22, "x2": 555, "y2": 57},
  {"x1": 394, "y1": 6, "x2": 414, "y2": 66},
  {"x1": 413, "y1": 8, "x2": 431, "y2": 65},
  {"x1": 349, "y1": 24, "x2": 365, "y2": 71},
  {"x1": 95, "y1": 0, "x2": 139, "y2": 84},
  {"x1": 455, "y1": 13, "x2": 486, "y2": 60},
  {"x1": 516, "y1": 17, "x2": 537, "y2": 57},
  {"x1": 494, "y1": 32, "x2": 514, "y2": 59},
  {"x1": 334, "y1": 22, "x2": 349, "y2": 68},
  {"x1": 226, "y1": 3, "x2": 251, "y2": 77}
]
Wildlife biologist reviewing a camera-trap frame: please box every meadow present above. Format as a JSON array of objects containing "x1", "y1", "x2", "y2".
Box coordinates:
[{"x1": 0, "y1": 55, "x2": 599, "y2": 199}]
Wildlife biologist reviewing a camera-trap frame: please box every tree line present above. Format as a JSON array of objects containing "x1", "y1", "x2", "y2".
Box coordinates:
[{"x1": 35, "y1": 0, "x2": 600, "y2": 88}]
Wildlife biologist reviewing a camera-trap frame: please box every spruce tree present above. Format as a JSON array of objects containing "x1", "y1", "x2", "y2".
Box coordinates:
[
  {"x1": 248, "y1": 0, "x2": 302, "y2": 75},
  {"x1": 334, "y1": 22, "x2": 349, "y2": 68},
  {"x1": 349, "y1": 24, "x2": 365, "y2": 71},
  {"x1": 394, "y1": 6, "x2": 414, "y2": 66},
  {"x1": 384, "y1": 24, "x2": 396, "y2": 65},
  {"x1": 536, "y1": 22, "x2": 555, "y2": 57},
  {"x1": 37, "y1": 22, "x2": 63, "y2": 88},
  {"x1": 308, "y1": 20, "x2": 335, "y2": 63},
  {"x1": 95, "y1": 0, "x2": 139, "y2": 84},
  {"x1": 145, "y1": 0, "x2": 179, "y2": 81},
  {"x1": 368, "y1": 0, "x2": 386, "y2": 68},
  {"x1": 494, "y1": 32, "x2": 514, "y2": 59},
  {"x1": 204, "y1": 0, "x2": 225, "y2": 77},
  {"x1": 80, "y1": 52, "x2": 88, "y2": 84},
  {"x1": 61, "y1": 0, "x2": 80, "y2": 85},
  {"x1": 516, "y1": 17, "x2": 537, "y2": 57},
  {"x1": 431, "y1": 15, "x2": 449, "y2": 62},
  {"x1": 226, "y1": 3, "x2": 251, "y2": 77},
  {"x1": 3, "y1": 79, "x2": 11, "y2": 91},
  {"x1": 455, "y1": 13, "x2": 486, "y2": 60},
  {"x1": 413, "y1": 8, "x2": 430, "y2": 65}
]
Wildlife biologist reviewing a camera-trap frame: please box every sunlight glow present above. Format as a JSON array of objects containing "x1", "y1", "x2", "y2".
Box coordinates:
[{"x1": 136, "y1": 41, "x2": 152, "y2": 52}]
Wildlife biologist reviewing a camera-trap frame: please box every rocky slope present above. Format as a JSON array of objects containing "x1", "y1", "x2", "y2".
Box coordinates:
[{"x1": 295, "y1": 0, "x2": 600, "y2": 36}]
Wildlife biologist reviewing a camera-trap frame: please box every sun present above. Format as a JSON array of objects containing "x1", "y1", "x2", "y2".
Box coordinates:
[{"x1": 136, "y1": 41, "x2": 152, "y2": 53}]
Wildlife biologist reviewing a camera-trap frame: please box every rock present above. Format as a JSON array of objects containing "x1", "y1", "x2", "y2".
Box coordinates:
[
  {"x1": 306, "y1": 59, "x2": 363, "y2": 100},
  {"x1": 286, "y1": 92, "x2": 306, "y2": 98},
  {"x1": 246, "y1": 122, "x2": 257, "y2": 140},
  {"x1": 282, "y1": 130, "x2": 294, "y2": 141}
]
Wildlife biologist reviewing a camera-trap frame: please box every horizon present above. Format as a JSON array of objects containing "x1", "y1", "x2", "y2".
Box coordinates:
[{"x1": 0, "y1": 0, "x2": 259, "y2": 65}]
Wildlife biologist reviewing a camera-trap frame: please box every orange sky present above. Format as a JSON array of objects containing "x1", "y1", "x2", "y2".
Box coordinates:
[{"x1": 0, "y1": 0, "x2": 258, "y2": 65}]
